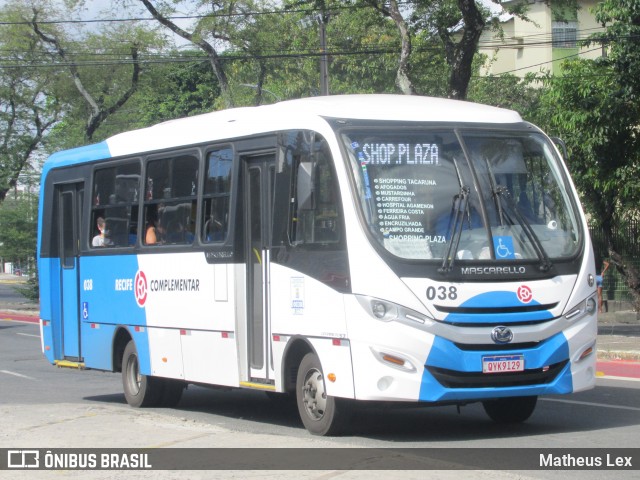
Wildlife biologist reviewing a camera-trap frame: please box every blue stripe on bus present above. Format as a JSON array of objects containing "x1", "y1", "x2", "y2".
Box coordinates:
[
  {"x1": 443, "y1": 291, "x2": 554, "y2": 324},
  {"x1": 418, "y1": 332, "x2": 573, "y2": 402},
  {"x1": 38, "y1": 258, "x2": 61, "y2": 364},
  {"x1": 79, "y1": 255, "x2": 151, "y2": 374},
  {"x1": 41, "y1": 141, "x2": 111, "y2": 178}
]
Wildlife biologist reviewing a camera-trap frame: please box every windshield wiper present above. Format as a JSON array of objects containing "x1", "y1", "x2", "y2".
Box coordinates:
[
  {"x1": 494, "y1": 186, "x2": 553, "y2": 272},
  {"x1": 439, "y1": 185, "x2": 470, "y2": 274}
]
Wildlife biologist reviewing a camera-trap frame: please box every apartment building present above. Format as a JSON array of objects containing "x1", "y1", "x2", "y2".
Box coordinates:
[{"x1": 479, "y1": 0, "x2": 605, "y2": 77}]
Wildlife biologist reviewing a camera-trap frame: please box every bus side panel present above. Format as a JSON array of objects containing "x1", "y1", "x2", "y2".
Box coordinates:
[
  {"x1": 269, "y1": 264, "x2": 353, "y2": 397},
  {"x1": 39, "y1": 258, "x2": 62, "y2": 364},
  {"x1": 137, "y1": 253, "x2": 239, "y2": 384},
  {"x1": 306, "y1": 337, "x2": 355, "y2": 399},
  {"x1": 79, "y1": 255, "x2": 150, "y2": 373},
  {"x1": 80, "y1": 322, "x2": 118, "y2": 370},
  {"x1": 148, "y1": 327, "x2": 184, "y2": 379},
  {"x1": 181, "y1": 330, "x2": 240, "y2": 386}
]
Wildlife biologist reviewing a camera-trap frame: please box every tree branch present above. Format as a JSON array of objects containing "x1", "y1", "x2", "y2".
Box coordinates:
[{"x1": 139, "y1": 0, "x2": 234, "y2": 108}]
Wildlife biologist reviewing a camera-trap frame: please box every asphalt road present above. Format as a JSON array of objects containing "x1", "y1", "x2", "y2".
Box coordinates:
[{"x1": 1, "y1": 318, "x2": 639, "y2": 479}]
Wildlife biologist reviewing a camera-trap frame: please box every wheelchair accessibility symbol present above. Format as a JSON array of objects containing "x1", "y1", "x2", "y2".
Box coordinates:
[{"x1": 493, "y1": 236, "x2": 516, "y2": 259}]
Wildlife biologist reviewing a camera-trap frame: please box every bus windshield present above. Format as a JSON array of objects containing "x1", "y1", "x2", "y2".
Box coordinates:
[{"x1": 341, "y1": 127, "x2": 581, "y2": 263}]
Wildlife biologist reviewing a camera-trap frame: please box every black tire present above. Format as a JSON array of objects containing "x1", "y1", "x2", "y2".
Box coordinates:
[
  {"x1": 122, "y1": 340, "x2": 162, "y2": 408},
  {"x1": 482, "y1": 396, "x2": 538, "y2": 424},
  {"x1": 296, "y1": 352, "x2": 351, "y2": 436}
]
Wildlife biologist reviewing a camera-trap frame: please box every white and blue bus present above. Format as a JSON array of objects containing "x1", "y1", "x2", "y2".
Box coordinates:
[{"x1": 38, "y1": 95, "x2": 598, "y2": 435}]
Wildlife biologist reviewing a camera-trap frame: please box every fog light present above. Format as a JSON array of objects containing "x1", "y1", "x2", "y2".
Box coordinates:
[{"x1": 371, "y1": 301, "x2": 387, "y2": 319}]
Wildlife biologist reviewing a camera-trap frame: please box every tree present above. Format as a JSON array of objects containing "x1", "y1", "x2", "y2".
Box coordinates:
[
  {"x1": 134, "y1": 52, "x2": 220, "y2": 124},
  {"x1": 0, "y1": 1, "x2": 63, "y2": 204},
  {"x1": 138, "y1": 0, "x2": 243, "y2": 109},
  {"x1": 27, "y1": 2, "x2": 165, "y2": 142},
  {"x1": 536, "y1": 0, "x2": 640, "y2": 309},
  {"x1": 0, "y1": 190, "x2": 38, "y2": 272}
]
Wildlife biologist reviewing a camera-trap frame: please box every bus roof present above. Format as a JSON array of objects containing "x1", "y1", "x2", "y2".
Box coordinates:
[{"x1": 42, "y1": 94, "x2": 523, "y2": 176}]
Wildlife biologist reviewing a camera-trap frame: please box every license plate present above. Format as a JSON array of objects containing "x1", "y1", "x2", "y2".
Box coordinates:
[{"x1": 482, "y1": 354, "x2": 525, "y2": 373}]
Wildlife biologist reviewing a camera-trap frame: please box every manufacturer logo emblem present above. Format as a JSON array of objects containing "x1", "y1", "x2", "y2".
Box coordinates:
[
  {"x1": 491, "y1": 326, "x2": 513, "y2": 344},
  {"x1": 134, "y1": 270, "x2": 148, "y2": 307},
  {"x1": 517, "y1": 285, "x2": 533, "y2": 303}
]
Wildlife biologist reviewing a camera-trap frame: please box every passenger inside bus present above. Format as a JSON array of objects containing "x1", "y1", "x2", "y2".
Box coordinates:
[
  {"x1": 92, "y1": 216, "x2": 112, "y2": 247},
  {"x1": 145, "y1": 211, "x2": 159, "y2": 245}
]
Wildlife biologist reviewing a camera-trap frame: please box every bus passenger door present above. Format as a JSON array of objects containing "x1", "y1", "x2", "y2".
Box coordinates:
[
  {"x1": 56, "y1": 183, "x2": 84, "y2": 360},
  {"x1": 243, "y1": 154, "x2": 276, "y2": 384}
]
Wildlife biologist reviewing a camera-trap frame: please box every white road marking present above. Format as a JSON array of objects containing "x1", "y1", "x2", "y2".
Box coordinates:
[
  {"x1": 16, "y1": 333, "x2": 40, "y2": 338},
  {"x1": 0, "y1": 370, "x2": 37, "y2": 381},
  {"x1": 541, "y1": 397, "x2": 640, "y2": 411}
]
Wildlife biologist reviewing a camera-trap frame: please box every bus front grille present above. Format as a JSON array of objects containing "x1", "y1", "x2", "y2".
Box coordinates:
[{"x1": 426, "y1": 360, "x2": 568, "y2": 389}]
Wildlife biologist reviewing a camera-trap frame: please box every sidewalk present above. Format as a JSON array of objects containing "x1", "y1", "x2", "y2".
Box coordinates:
[{"x1": 596, "y1": 310, "x2": 640, "y2": 366}]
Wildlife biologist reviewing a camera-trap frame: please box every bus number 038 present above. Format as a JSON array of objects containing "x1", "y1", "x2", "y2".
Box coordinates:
[{"x1": 426, "y1": 285, "x2": 457, "y2": 301}]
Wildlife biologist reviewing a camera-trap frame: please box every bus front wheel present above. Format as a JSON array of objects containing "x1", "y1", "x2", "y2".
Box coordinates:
[
  {"x1": 295, "y1": 352, "x2": 350, "y2": 436},
  {"x1": 122, "y1": 340, "x2": 162, "y2": 408},
  {"x1": 482, "y1": 396, "x2": 538, "y2": 424}
]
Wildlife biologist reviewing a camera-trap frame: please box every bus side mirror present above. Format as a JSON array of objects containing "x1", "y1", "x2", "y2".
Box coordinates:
[
  {"x1": 550, "y1": 137, "x2": 568, "y2": 160},
  {"x1": 296, "y1": 161, "x2": 315, "y2": 210}
]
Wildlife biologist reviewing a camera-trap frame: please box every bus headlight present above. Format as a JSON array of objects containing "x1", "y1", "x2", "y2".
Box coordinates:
[
  {"x1": 371, "y1": 301, "x2": 388, "y2": 319},
  {"x1": 564, "y1": 294, "x2": 597, "y2": 322},
  {"x1": 586, "y1": 297, "x2": 597, "y2": 315},
  {"x1": 356, "y1": 295, "x2": 433, "y2": 326}
]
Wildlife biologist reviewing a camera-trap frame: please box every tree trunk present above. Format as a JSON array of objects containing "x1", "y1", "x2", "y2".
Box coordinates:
[
  {"x1": 447, "y1": 0, "x2": 485, "y2": 100},
  {"x1": 387, "y1": 0, "x2": 417, "y2": 95}
]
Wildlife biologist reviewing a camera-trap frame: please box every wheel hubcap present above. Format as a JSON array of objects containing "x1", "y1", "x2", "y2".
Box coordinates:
[{"x1": 301, "y1": 368, "x2": 327, "y2": 420}]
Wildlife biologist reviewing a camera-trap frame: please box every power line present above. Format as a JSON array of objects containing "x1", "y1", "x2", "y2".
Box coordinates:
[{"x1": 0, "y1": 3, "x2": 364, "y2": 26}]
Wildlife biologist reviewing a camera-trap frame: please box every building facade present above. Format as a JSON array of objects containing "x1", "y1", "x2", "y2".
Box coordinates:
[{"x1": 479, "y1": 0, "x2": 605, "y2": 77}]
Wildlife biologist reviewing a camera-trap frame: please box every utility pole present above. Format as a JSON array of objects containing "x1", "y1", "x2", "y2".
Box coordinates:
[
  {"x1": 318, "y1": 16, "x2": 329, "y2": 96},
  {"x1": 301, "y1": 12, "x2": 330, "y2": 96}
]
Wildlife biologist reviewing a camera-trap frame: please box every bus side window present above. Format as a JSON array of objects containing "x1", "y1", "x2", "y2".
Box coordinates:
[
  {"x1": 289, "y1": 134, "x2": 341, "y2": 246},
  {"x1": 202, "y1": 148, "x2": 233, "y2": 243},
  {"x1": 144, "y1": 154, "x2": 199, "y2": 246},
  {"x1": 91, "y1": 162, "x2": 140, "y2": 248}
]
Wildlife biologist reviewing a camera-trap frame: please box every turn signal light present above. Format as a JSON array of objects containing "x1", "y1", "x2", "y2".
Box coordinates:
[
  {"x1": 579, "y1": 346, "x2": 594, "y2": 360},
  {"x1": 382, "y1": 354, "x2": 405, "y2": 367}
]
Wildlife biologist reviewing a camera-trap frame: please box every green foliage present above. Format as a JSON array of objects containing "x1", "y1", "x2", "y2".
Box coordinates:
[
  {"x1": 537, "y1": 57, "x2": 640, "y2": 223},
  {"x1": 115, "y1": 54, "x2": 220, "y2": 127},
  {"x1": 0, "y1": 192, "x2": 38, "y2": 265},
  {"x1": 534, "y1": 1, "x2": 640, "y2": 307},
  {"x1": 0, "y1": 1, "x2": 63, "y2": 202},
  {"x1": 468, "y1": 73, "x2": 542, "y2": 115}
]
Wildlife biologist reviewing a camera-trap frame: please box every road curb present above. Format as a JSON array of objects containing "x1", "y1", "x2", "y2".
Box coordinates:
[
  {"x1": 597, "y1": 349, "x2": 640, "y2": 362},
  {"x1": 0, "y1": 311, "x2": 39, "y2": 323}
]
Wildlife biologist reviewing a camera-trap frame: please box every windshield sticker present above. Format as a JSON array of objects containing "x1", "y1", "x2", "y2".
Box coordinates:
[
  {"x1": 493, "y1": 236, "x2": 516, "y2": 260},
  {"x1": 359, "y1": 152, "x2": 372, "y2": 199}
]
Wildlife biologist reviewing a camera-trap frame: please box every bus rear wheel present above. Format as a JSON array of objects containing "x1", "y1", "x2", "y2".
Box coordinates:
[
  {"x1": 482, "y1": 396, "x2": 538, "y2": 424},
  {"x1": 295, "y1": 352, "x2": 350, "y2": 436},
  {"x1": 122, "y1": 340, "x2": 163, "y2": 408}
]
